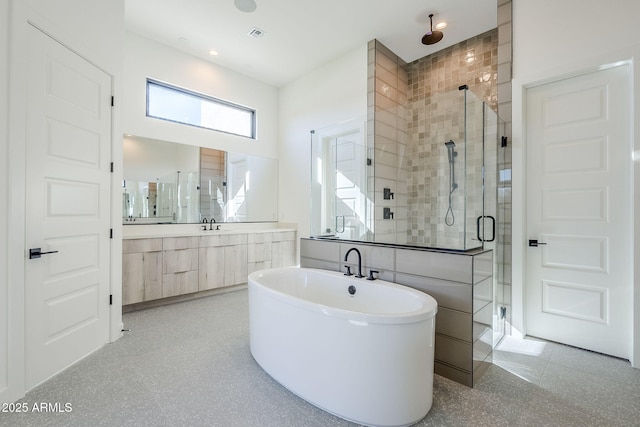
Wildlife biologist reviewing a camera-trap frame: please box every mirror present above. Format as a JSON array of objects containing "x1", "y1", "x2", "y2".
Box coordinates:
[{"x1": 123, "y1": 136, "x2": 278, "y2": 224}]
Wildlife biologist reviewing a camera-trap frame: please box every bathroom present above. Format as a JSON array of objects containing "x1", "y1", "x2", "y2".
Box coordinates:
[{"x1": 2, "y1": 0, "x2": 640, "y2": 424}]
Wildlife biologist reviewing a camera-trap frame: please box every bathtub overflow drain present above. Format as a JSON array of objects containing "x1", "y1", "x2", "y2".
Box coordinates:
[{"x1": 348, "y1": 285, "x2": 356, "y2": 295}]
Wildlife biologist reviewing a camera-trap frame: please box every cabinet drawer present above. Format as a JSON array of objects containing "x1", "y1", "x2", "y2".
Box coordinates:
[
  {"x1": 163, "y1": 270, "x2": 199, "y2": 298},
  {"x1": 123, "y1": 238, "x2": 162, "y2": 254},
  {"x1": 163, "y1": 248, "x2": 198, "y2": 273}
]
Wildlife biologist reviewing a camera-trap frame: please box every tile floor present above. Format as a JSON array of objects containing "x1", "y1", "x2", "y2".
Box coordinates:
[{"x1": 2, "y1": 289, "x2": 639, "y2": 426}]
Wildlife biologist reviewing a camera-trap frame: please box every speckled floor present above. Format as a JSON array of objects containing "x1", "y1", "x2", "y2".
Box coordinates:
[{"x1": 2, "y1": 289, "x2": 639, "y2": 426}]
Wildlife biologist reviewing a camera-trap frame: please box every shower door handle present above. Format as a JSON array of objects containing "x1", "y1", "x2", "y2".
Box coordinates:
[
  {"x1": 476, "y1": 216, "x2": 495, "y2": 242},
  {"x1": 528, "y1": 239, "x2": 547, "y2": 247},
  {"x1": 335, "y1": 216, "x2": 345, "y2": 233}
]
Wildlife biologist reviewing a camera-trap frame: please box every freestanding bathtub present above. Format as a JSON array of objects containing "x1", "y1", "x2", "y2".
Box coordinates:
[{"x1": 248, "y1": 267, "x2": 438, "y2": 427}]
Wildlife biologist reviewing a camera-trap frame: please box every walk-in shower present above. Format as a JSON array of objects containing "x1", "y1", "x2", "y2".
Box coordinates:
[{"x1": 310, "y1": 86, "x2": 503, "y2": 253}]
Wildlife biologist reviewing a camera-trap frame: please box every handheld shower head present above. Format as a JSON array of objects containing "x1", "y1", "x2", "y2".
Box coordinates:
[{"x1": 444, "y1": 140, "x2": 456, "y2": 163}]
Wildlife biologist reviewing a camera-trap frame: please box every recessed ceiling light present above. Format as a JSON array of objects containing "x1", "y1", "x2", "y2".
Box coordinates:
[
  {"x1": 234, "y1": 0, "x2": 256, "y2": 13},
  {"x1": 208, "y1": 49, "x2": 219, "y2": 56},
  {"x1": 435, "y1": 22, "x2": 447, "y2": 30}
]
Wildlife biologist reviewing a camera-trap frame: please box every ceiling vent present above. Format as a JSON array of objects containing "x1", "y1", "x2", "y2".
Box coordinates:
[{"x1": 247, "y1": 27, "x2": 266, "y2": 38}]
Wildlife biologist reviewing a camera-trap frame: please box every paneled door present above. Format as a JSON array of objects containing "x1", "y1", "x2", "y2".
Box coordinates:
[
  {"x1": 25, "y1": 25, "x2": 112, "y2": 388},
  {"x1": 525, "y1": 64, "x2": 632, "y2": 359},
  {"x1": 333, "y1": 132, "x2": 367, "y2": 241}
]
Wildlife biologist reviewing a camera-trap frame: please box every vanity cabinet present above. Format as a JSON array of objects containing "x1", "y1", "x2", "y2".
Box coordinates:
[
  {"x1": 122, "y1": 238, "x2": 163, "y2": 304},
  {"x1": 123, "y1": 230, "x2": 296, "y2": 307}
]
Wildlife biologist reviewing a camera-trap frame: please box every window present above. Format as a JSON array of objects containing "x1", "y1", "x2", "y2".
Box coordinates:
[{"x1": 146, "y1": 79, "x2": 256, "y2": 139}]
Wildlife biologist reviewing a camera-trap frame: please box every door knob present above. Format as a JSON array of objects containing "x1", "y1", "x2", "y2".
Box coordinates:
[
  {"x1": 528, "y1": 239, "x2": 547, "y2": 247},
  {"x1": 29, "y1": 248, "x2": 59, "y2": 259}
]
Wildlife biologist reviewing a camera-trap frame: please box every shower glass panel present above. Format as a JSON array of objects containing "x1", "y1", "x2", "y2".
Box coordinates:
[
  {"x1": 310, "y1": 118, "x2": 370, "y2": 240},
  {"x1": 406, "y1": 87, "x2": 486, "y2": 251},
  {"x1": 310, "y1": 88, "x2": 503, "y2": 254}
]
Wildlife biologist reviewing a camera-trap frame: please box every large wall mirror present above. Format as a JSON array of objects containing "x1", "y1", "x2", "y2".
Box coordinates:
[{"x1": 123, "y1": 136, "x2": 278, "y2": 224}]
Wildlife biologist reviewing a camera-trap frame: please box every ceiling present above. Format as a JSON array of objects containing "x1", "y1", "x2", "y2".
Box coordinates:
[{"x1": 125, "y1": 0, "x2": 497, "y2": 88}]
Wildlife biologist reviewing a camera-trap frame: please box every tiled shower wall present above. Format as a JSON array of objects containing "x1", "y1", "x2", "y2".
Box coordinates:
[
  {"x1": 369, "y1": 20, "x2": 511, "y2": 326},
  {"x1": 367, "y1": 40, "x2": 409, "y2": 244},
  {"x1": 406, "y1": 29, "x2": 498, "y2": 250},
  {"x1": 369, "y1": 29, "x2": 499, "y2": 249}
]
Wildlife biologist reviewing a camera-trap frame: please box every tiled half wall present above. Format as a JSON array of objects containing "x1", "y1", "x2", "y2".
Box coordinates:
[{"x1": 300, "y1": 238, "x2": 493, "y2": 387}]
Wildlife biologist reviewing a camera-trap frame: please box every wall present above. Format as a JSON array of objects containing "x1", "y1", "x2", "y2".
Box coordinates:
[
  {"x1": 3, "y1": 0, "x2": 124, "y2": 403},
  {"x1": 278, "y1": 45, "x2": 368, "y2": 252},
  {"x1": 124, "y1": 32, "x2": 279, "y2": 159},
  {"x1": 0, "y1": 0, "x2": 10, "y2": 404},
  {"x1": 369, "y1": 41, "x2": 409, "y2": 244},
  {"x1": 511, "y1": 0, "x2": 640, "y2": 365}
]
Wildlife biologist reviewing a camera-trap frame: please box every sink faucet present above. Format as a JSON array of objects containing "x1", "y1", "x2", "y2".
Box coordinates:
[
  {"x1": 344, "y1": 248, "x2": 364, "y2": 278},
  {"x1": 209, "y1": 217, "x2": 216, "y2": 230}
]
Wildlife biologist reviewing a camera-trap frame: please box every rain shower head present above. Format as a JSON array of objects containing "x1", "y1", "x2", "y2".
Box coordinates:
[
  {"x1": 445, "y1": 140, "x2": 456, "y2": 163},
  {"x1": 422, "y1": 14, "x2": 444, "y2": 45}
]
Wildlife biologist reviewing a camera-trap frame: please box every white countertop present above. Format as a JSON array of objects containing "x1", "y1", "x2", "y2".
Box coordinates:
[{"x1": 122, "y1": 222, "x2": 297, "y2": 239}]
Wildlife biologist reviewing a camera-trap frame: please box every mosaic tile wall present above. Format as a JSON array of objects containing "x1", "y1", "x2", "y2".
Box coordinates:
[{"x1": 406, "y1": 29, "x2": 498, "y2": 249}]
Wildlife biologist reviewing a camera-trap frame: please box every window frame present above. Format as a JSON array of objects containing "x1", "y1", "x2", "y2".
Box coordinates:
[{"x1": 145, "y1": 78, "x2": 257, "y2": 139}]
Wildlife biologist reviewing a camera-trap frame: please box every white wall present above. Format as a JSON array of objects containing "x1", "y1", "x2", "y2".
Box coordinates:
[
  {"x1": 0, "y1": 0, "x2": 10, "y2": 404},
  {"x1": 278, "y1": 45, "x2": 368, "y2": 252},
  {"x1": 511, "y1": 0, "x2": 640, "y2": 365},
  {"x1": 3, "y1": 0, "x2": 124, "y2": 403},
  {"x1": 124, "y1": 32, "x2": 279, "y2": 159}
]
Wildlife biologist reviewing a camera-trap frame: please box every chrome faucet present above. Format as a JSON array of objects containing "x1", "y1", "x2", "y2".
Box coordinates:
[{"x1": 344, "y1": 248, "x2": 364, "y2": 278}]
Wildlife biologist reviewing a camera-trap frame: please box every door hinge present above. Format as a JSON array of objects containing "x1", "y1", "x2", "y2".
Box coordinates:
[
  {"x1": 500, "y1": 306, "x2": 507, "y2": 319},
  {"x1": 110, "y1": 162, "x2": 114, "y2": 173},
  {"x1": 110, "y1": 228, "x2": 113, "y2": 239},
  {"x1": 111, "y1": 96, "x2": 114, "y2": 107},
  {"x1": 109, "y1": 294, "x2": 113, "y2": 305}
]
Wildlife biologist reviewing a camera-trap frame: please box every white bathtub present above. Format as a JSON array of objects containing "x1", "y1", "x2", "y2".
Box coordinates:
[{"x1": 248, "y1": 267, "x2": 438, "y2": 427}]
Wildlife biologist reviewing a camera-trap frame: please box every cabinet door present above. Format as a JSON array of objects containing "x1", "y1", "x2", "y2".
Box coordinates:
[
  {"x1": 123, "y1": 253, "x2": 144, "y2": 304},
  {"x1": 199, "y1": 246, "x2": 225, "y2": 291},
  {"x1": 142, "y1": 252, "x2": 163, "y2": 301},
  {"x1": 122, "y1": 251, "x2": 162, "y2": 304}
]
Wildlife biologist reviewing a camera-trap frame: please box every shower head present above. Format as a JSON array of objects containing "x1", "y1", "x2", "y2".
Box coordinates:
[
  {"x1": 445, "y1": 140, "x2": 456, "y2": 163},
  {"x1": 422, "y1": 14, "x2": 444, "y2": 45}
]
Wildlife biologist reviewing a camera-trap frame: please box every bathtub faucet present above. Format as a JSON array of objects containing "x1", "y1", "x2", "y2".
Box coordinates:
[{"x1": 344, "y1": 248, "x2": 364, "y2": 278}]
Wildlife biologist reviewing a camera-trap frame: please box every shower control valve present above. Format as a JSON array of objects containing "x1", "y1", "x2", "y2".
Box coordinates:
[{"x1": 383, "y1": 188, "x2": 394, "y2": 200}]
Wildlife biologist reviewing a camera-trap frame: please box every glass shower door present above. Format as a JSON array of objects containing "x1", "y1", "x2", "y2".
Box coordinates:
[{"x1": 310, "y1": 118, "x2": 369, "y2": 240}]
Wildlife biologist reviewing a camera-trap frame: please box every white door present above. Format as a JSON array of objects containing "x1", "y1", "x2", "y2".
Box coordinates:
[
  {"x1": 525, "y1": 64, "x2": 632, "y2": 359},
  {"x1": 333, "y1": 133, "x2": 367, "y2": 240},
  {"x1": 25, "y1": 26, "x2": 112, "y2": 388}
]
